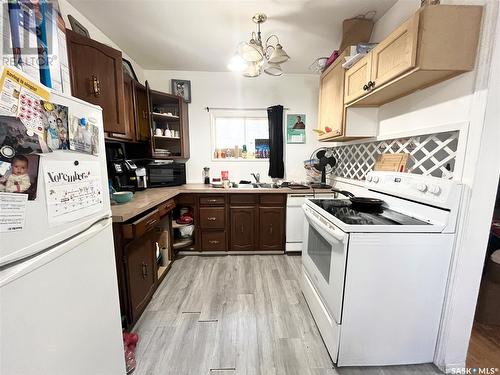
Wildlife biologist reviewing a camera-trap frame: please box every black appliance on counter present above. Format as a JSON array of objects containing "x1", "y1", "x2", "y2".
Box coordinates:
[
  {"x1": 106, "y1": 142, "x2": 147, "y2": 191},
  {"x1": 147, "y1": 161, "x2": 186, "y2": 187}
]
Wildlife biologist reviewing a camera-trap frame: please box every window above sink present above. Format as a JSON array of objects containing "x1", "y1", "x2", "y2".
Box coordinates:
[{"x1": 210, "y1": 109, "x2": 269, "y2": 162}]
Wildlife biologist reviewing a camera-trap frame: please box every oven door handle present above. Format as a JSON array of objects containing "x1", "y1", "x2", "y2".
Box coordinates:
[{"x1": 303, "y1": 206, "x2": 348, "y2": 244}]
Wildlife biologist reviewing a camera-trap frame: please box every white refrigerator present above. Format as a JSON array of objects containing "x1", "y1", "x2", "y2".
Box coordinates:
[{"x1": 0, "y1": 91, "x2": 126, "y2": 374}]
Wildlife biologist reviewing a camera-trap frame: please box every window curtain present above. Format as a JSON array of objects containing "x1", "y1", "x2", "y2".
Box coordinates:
[{"x1": 267, "y1": 105, "x2": 285, "y2": 179}]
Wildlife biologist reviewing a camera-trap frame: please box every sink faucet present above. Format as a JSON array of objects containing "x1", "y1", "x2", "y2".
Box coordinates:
[{"x1": 251, "y1": 173, "x2": 260, "y2": 183}]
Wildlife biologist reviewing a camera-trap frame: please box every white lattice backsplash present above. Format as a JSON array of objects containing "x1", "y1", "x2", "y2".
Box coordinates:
[{"x1": 330, "y1": 131, "x2": 459, "y2": 181}]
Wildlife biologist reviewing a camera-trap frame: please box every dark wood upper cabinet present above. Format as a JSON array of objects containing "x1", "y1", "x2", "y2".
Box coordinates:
[
  {"x1": 230, "y1": 207, "x2": 256, "y2": 251},
  {"x1": 134, "y1": 82, "x2": 151, "y2": 142},
  {"x1": 259, "y1": 207, "x2": 285, "y2": 250},
  {"x1": 109, "y1": 73, "x2": 135, "y2": 141},
  {"x1": 66, "y1": 29, "x2": 126, "y2": 134}
]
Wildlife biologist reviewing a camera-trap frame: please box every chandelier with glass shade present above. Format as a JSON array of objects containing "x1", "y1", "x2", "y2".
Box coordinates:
[{"x1": 227, "y1": 13, "x2": 290, "y2": 77}]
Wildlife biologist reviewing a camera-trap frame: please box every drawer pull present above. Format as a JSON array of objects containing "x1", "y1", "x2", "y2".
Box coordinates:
[
  {"x1": 146, "y1": 219, "x2": 157, "y2": 228},
  {"x1": 209, "y1": 240, "x2": 219, "y2": 244},
  {"x1": 208, "y1": 199, "x2": 217, "y2": 203},
  {"x1": 207, "y1": 217, "x2": 217, "y2": 221}
]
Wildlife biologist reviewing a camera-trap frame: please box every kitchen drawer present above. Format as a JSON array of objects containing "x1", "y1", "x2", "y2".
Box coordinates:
[
  {"x1": 122, "y1": 209, "x2": 160, "y2": 239},
  {"x1": 176, "y1": 193, "x2": 195, "y2": 205},
  {"x1": 158, "y1": 199, "x2": 175, "y2": 217},
  {"x1": 199, "y1": 207, "x2": 226, "y2": 229},
  {"x1": 202, "y1": 231, "x2": 226, "y2": 251},
  {"x1": 230, "y1": 194, "x2": 257, "y2": 206},
  {"x1": 200, "y1": 195, "x2": 225, "y2": 206},
  {"x1": 260, "y1": 194, "x2": 286, "y2": 206}
]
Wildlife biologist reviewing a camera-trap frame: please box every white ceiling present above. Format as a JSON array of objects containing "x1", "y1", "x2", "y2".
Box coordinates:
[{"x1": 67, "y1": 0, "x2": 397, "y2": 74}]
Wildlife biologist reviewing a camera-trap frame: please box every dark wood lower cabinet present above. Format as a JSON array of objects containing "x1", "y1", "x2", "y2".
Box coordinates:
[
  {"x1": 259, "y1": 206, "x2": 285, "y2": 250},
  {"x1": 113, "y1": 202, "x2": 174, "y2": 328},
  {"x1": 200, "y1": 207, "x2": 225, "y2": 229},
  {"x1": 227, "y1": 194, "x2": 286, "y2": 251},
  {"x1": 125, "y1": 230, "x2": 157, "y2": 322},
  {"x1": 201, "y1": 231, "x2": 226, "y2": 251},
  {"x1": 230, "y1": 207, "x2": 256, "y2": 251}
]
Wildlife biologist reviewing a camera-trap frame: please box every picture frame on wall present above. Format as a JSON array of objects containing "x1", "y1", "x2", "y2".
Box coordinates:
[
  {"x1": 67, "y1": 15, "x2": 90, "y2": 37},
  {"x1": 171, "y1": 79, "x2": 191, "y2": 103},
  {"x1": 286, "y1": 113, "x2": 306, "y2": 144}
]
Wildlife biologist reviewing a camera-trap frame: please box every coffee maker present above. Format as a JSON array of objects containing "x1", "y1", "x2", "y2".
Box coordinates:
[{"x1": 106, "y1": 142, "x2": 147, "y2": 191}]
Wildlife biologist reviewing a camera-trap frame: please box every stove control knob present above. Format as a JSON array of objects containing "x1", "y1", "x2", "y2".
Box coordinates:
[
  {"x1": 372, "y1": 176, "x2": 379, "y2": 183},
  {"x1": 428, "y1": 185, "x2": 441, "y2": 195},
  {"x1": 366, "y1": 175, "x2": 373, "y2": 182},
  {"x1": 416, "y1": 183, "x2": 428, "y2": 192}
]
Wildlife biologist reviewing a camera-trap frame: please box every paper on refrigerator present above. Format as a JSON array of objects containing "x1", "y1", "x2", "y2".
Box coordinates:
[
  {"x1": 0, "y1": 192, "x2": 28, "y2": 232},
  {"x1": 0, "y1": 67, "x2": 50, "y2": 137},
  {"x1": 43, "y1": 160, "x2": 104, "y2": 225}
]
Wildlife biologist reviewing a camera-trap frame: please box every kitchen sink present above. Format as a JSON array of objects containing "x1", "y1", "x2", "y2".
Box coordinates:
[
  {"x1": 234, "y1": 183, "x2": 275, "y2": 189},
  {"x1": 254, "y1": 183, "x2": 274, "y2": 188}
]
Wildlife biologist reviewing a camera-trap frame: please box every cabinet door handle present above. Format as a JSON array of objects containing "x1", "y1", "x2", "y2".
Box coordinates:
[
  {"x1": 90, "y1": 75, "x2": 101, "y2": 97},
  {"x1": 145, "y1": 219, "x2": 157, "y2": 229},
  {"x1": 363, "y1": 84, "x2": 369, "y2": 91},
  {"x1": 209, "y1": 240, "x2": 219, "y2": 244},
  {"x1": 207, "y1": 217, "x2": 217, "y2": 221},
  {"x1": 141, "y1": 262, "x2": 148, "y2": 279},
  {"x1": 241, "y1": 225, "x2": 244, "y2": 234},
  {"x1": 368, "y1": 80, "x2": 375, "y2": 89},
  {"x1": 270, "y1": 224, "x2": 273, "y2": 234}
]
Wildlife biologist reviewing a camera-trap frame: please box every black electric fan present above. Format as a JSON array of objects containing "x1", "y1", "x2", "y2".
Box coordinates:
[{"x1": 309, "y1": 148, "x2": 336, "y2": 189}]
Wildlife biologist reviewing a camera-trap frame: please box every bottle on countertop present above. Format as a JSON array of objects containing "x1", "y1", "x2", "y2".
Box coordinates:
[{"x1": 203, "y1": 167, "x2": 210, "y2": 185}]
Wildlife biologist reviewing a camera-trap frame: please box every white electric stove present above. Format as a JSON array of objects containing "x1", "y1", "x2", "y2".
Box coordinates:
[{"x1": 301, "y1": 171, "x2": 463, "y2": 367}]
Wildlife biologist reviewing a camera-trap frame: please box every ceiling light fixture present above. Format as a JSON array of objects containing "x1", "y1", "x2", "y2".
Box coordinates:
[{"x1": 227, "y1": 13, "x2": 290, "y2": 77}]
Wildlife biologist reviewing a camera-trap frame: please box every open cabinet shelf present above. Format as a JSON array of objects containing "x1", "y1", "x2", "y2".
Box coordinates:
[{"x1": 149, "y1": 90, "x2": 190, "y2": 159}]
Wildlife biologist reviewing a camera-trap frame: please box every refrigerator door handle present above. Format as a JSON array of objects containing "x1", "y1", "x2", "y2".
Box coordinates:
[{"x1": 0, "y1": 218, "x2": 112, "y2": 287}]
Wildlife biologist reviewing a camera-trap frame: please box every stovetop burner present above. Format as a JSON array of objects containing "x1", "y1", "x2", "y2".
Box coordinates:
[{"x1": 309, "y1": 199, "x2": 430, "y2": 226}]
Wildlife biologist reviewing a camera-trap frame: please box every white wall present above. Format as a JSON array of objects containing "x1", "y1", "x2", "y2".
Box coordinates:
[
  {"x1": 144, "y1": 70, "x2": 322, "y2": 184},
  {"x1": 58, "y1": 0, "x2": 145, "y2": 83}
]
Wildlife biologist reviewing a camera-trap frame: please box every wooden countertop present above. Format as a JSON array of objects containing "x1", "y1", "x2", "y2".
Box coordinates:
[{"x1": 110, "y1": 184, "x2": 333, "y2": 223}]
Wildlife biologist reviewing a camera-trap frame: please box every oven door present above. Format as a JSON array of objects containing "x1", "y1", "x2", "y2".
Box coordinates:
[{"x1": 302, "y1": 204, "x2": 348, "y2": 324}]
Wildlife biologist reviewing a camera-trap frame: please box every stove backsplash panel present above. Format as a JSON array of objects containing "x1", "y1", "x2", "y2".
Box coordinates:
[{"x1": 329, "y1": 131, "x2": 459, "y2": 181}]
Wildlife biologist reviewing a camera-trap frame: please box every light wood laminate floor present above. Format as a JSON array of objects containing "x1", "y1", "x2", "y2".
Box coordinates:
[
  {"x1": 467, "y1": 321, "x2": 500, "y2": 368},
  {"x1": 133, "y1": 255, "x2": 442, "y2": 375}
]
